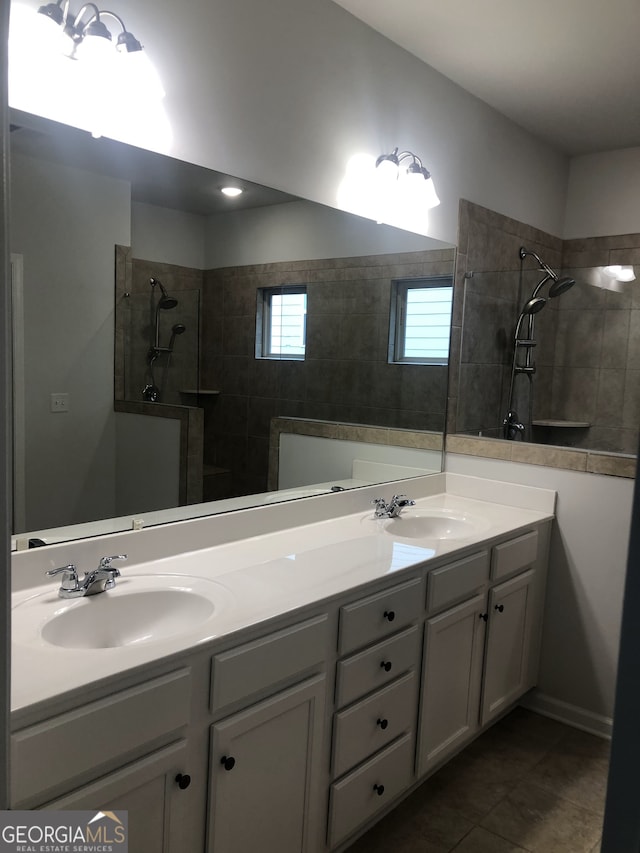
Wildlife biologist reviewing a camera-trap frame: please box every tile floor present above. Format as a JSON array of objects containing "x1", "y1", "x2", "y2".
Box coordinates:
[{"x1": 347, "y1": 707, "x2": 609, "y2": 853}]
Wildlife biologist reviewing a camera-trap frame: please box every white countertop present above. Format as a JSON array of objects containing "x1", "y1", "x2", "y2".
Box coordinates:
[{"x1": 11, "y1": 476, "x2": 555, "y2": 717}]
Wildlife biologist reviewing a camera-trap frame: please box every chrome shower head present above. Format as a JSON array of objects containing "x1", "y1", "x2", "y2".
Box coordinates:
[
  {"x1": 514, "y1": 296, "x2": 546, "y2": 339},
  {"x1": 521, "y1": 296, "x2": 547, "y2": 315},
  {"x1": 549, "y1": 276, "x2": 575, "y2": 298},
  {"x1": 150, "y1": 277, "x2": 178, "y2": 309},
  {"x1": 172, "y1": 323, "x2": 186, "y2": 335},
  {"x1": 519, "y1": 247, "x2": 559, "y2": 282}
]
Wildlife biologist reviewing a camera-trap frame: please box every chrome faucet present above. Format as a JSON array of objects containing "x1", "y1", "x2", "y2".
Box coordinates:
[
  {"x1": 46, "y1": 554, "x2": 127, "y2": 599},
  {"x1": 371, "y1": 495, "x2": 416, "y2": 519}
]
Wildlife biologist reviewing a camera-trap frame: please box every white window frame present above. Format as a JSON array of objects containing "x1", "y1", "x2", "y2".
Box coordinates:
[
  {"x1": 389, "y1": 276, "x2": 453, "y2": 365},
  {"x1": 256, "y1": 285, "x2": 307, "y2": 360}
]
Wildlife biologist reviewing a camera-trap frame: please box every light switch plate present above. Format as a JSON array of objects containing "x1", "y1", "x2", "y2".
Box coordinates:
[{"x1": 50, "y1": 393, "x2": 69, "y2": 413}]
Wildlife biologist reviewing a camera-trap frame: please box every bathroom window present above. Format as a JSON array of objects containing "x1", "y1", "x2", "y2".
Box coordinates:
[
  {"x1": 256, "y1": 286, "x2": 307, "y2": 359},
  {"x1": 389, "y1": 277, "x2": 453, "y2": 364}
]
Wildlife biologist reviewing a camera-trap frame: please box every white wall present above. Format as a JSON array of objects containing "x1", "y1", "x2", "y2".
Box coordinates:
[
  {"x1": 115, "y1": 412, "x2": 181, "y2": 515},
  {"x1": 563, "y1": 147, "x2": 640, "y2": 239},
  {"x1": 279, "y1": 433, "x2": 440, "y2": 489},
  {"x1": 446, "y1": 452, "x2": 633, "y2": 732},
  {"x1": 203, "y1": 200, "x2": 450, "y2": 269},
  {"x1": 9, "y1": 0, "x2": 569, "y2": 244},
  {"x1": 10, "y1": 152, "x2": 130, "y2": 530},
  {"x1": 131, "y1": 201, "x2": 207, "y2": 269}
]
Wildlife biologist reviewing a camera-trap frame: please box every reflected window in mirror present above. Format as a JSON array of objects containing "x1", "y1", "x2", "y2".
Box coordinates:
[
  {"x1": 256, "y1": 285, "x2": 307, "y2": 360},
  {"x1": 389, "y1": 276, "x2": 453, "y2": 365}
]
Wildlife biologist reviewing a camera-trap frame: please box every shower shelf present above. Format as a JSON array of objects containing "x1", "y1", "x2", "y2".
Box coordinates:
[
  {"x1": 532, "y1": 419, "x2": 590, "y2": 428},
  {"x1": 179, "y1": 389, "x2": 220, "y2": 396}
]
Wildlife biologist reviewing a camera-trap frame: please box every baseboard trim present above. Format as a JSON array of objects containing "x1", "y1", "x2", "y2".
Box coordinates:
[{"x1": 520, "y1": 691, "x2": 613, "y2": 739}]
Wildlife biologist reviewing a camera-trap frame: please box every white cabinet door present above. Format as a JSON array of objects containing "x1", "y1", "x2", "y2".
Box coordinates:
[
  {"x1": 417, "y1": 593, "x2": 486, "y2": 776},
  {"x1": 208, "y1": 674, "x2": 326, "y2": 853},
  {"x1": 45, "y1": 740, "x2": 194, "y2": 853},
  {"x1": 481, "y1": 569, "x2": 536, "y2": 725}
]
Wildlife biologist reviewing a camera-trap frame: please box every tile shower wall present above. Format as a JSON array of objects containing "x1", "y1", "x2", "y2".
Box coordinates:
[
  {"x1": 451, "y1": 201, "x2": 640, "y2": 454},
  {"x1": 551, "y1": 236, "x2": 640, "y2": 454},
  {"x1": 200, "y1": 250, "x2": 454, "y2": 498},
  {"x1": 115, "y1": 249, "x2": 203, "y2": 406}
]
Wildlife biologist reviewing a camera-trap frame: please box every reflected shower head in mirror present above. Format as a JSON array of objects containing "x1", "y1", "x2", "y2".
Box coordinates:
[
  {"x1": 549, "y1": 277, "x2": 575, "y2": 298},
  {"x1": 150, "y1": 277, "x2": 178, "y2": 309},
  {"x1": 168, "y1": 324, "x2": 186, "y2": 350}
]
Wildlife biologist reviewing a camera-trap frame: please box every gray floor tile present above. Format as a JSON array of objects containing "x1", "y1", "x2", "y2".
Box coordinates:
[
  {"x1": 480, "y1": 779, "x2": 604, "y2": 852},
  {"x1": 452, "y1": 826, "x2": 531, "y2": 852},
  {"x1": 527, "y1": 740, "x2": 609, "y2": 815},
  {"x1": 346, "y1": 712, "x2": 609, "y2": 853}
]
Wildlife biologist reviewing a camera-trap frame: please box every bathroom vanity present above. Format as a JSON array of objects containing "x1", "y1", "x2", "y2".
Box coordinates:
[{"x1": 9, "y1": 475, "x2": 554, "y2": 852}]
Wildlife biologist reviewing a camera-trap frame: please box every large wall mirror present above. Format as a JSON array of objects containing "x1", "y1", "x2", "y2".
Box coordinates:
[{"x1": 9, "y1": 108, "x2": 456, "y2": 548}]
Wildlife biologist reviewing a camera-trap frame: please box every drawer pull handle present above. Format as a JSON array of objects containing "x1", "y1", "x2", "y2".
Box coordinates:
[
  {"x1": 495, "y1": 604, "x2": 505, "y2": 613},
  {"x1": 479, "y1": 612, "x2": 488, "y2": 622},
  {"x1": 380, "y1": 660, "x2": 392, "y2": 672},
  {"x1": 383, "y1": 610, "x2": 395, "y2": 622},
  {"x1": 377, "y1": 718, "x2": 389, "y2": 730},
  {"x1": 220, "y1": 755, "x2": 236, "y2": 771},
  {"x1": 373, "y1": 784, "x2": 385, "y2": 796},
  {"x1": 175, "y1": 773, "x2": 191, "y2": 790}
]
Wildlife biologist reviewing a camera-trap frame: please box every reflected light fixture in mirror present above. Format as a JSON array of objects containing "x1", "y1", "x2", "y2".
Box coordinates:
[
  {"x1": 337, "y1": 148, "x2": 439, "y2": 237},
  {"x1": 9, "y1": 0, "x2": 170, "y2": 150},
  {"x1": 603, "y1": 265, "x2": 636, "y2": 282}
]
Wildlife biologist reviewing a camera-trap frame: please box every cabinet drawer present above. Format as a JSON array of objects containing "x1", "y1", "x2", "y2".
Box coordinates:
[
  {"x1": 338, "y1": 578, "x2": 422, "y2": 655},
  {"x1": 332, "y1": 671, "x2": 417, "y2": 779},
  {"x1": 211, "y1": 614, "x2": 328, "y2": 712},
  {"x1": 336, "y1": 626, "x2": 419, "y2": 708},
  {"x1": 427, "y1": 550, "x2": 489, "y2": 613},
  {"x1": 491, "y1": 531, "x2": 538, "y2": 581},
  {"x1": 12, "y1": 668, "x2": 191, "y2": 807},
  {"x1": 328, "y1": 733, "x2": 414, "y2": 848}
]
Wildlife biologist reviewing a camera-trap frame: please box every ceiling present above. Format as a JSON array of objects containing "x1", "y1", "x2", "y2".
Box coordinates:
[
  {"x1": 9, "y1": 110, "x2": 298, "y2": 215},
  {"x1": 331, "y1": 0, "x2": 640, "y2": 156}
]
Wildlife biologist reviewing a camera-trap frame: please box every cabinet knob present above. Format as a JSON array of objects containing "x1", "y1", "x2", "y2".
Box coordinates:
[
  {"x1": 377, "y1": 718, "x2": 389, "y2": 730},
  {"x1": 380, "y1": 660, "x2": 392, "y2": 672},
  {"x1": 495, "y1": 604, "x2": 505, "y2": 613},
  {"x1": 383, "y1": 610, "x2": 395, "y2": 622},
  {"x1": 479, "y1": 612, "x2": 488, "y2": 622},
  {"x1": 175, "y1": 773, "x2": 191, "y2": 790},
  {"x1": 220, "y1": 755, "x2": 236, "y2": 771},
  {"x1": 373, "y1": 784, "x2": 385, "y2": 796}
]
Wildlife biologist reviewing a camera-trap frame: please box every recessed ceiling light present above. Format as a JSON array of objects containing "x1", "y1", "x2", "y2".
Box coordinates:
[{"x1": 220, "y1": 186, "x2": 243, "y2": 197}]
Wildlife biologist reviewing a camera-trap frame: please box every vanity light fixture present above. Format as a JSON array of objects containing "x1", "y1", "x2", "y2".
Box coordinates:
[
  {"x1": 220, "y1": 186, "x2": 244, "y2": 197},
  {"x1": 375, "y1": 147, "x2": 440, "y2": 211},
  {"x1": 25, "y1": 0, "x2": 165, "y2": 101}
]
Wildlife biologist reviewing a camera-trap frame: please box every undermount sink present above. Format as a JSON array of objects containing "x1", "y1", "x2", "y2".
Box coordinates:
[
  {"x1": 14, "y1": 574, "x2": 234, "y2": 650},
  {"x1": 381, "y1": 510, "x2": 487, "y2": 541}
]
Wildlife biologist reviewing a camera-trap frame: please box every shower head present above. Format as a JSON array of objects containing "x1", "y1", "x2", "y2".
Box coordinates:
[
  {"x1": 514, "y1": 296, "x2": 546, "y2": 339},
  {"x1": 549, "y1": 276, "x2": 575, "y2": 298},
  {"x1": 519, "y1": 247, "x2": 559, "y2": 282},
  {"x1": 521, "y1": 296, "x2": 547, "y2": 315},
  {"x1": 172, "y1": 323, "x2": 186, "y2": 335},
  {"x1": 150, "y1": 277, "x2": 178, "y2": 309}
]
